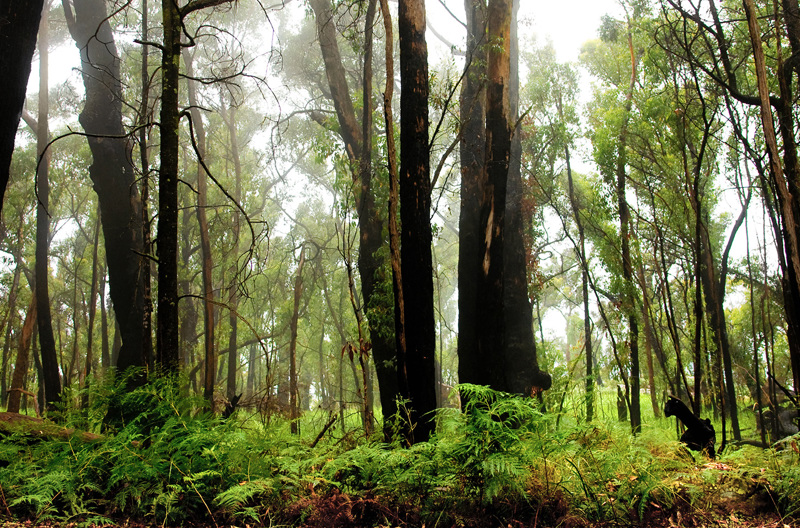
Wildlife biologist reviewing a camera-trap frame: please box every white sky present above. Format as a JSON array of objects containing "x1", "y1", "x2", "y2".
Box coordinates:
[{"x1": 427, "y1": 0, "x2": 624, "y2": 64}]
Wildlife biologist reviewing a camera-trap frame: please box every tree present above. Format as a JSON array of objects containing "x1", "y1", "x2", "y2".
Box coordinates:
[
  {"x1": 62, "y1": 0, "x2": 150, "y2": 374},
  {"x1": 156, "y1": 0, "x2": 234, "y2": 371},
  {"x1": 663, "y1": 0, "x2": 800, "y2": 396},
  {"x1": 0, "y1": 0, "x2": 45, "y2": 215},
  {"x1": 34, "y1": 5, "x2": 61, "y2": 411},
  {"x1": 458, "y1": 0, "x2": 550, "y2": 397},
  {"x1": 396, "y1": 0, "x2": 437, "y2": 443},
  {"x1": 307, "y1": 0, "x2": 400, "y2": 433}
]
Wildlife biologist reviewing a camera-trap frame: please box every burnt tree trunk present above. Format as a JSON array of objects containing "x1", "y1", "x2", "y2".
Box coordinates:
[
  {"x1": 0, "y1": 0, "x2": 44, "y2": 214},
  {"x1": 397, "y1": 0, "x2": 437, "y2": 443}
]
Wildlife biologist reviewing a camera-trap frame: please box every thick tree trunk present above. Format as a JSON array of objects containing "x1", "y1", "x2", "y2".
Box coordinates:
[
  {"x1": 475, "y1": 0, "x2": 513, "y2": 392},
  {"x1": 64, "y1": 0, "x2": 150, "y2": 373},
  {"x1": 398, "y1": 0, "x2": 437, "y2": 443},
  {"x1": 0, "y1": 0, "x2": 45, "y2": 214},
  {"x1": 503, "y1": 0, "x2": 550, "y2": 395}
]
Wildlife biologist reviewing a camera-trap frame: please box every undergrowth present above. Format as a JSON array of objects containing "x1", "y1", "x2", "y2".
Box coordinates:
[{"x1": 0, "y1": 376, "x2": 796, "y2": 527}]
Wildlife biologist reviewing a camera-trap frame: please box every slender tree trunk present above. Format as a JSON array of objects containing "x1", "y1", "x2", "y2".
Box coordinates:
[
  {"x1": 566, "y1": 144, "x2": 593, "y2": 419},
  {"x1": 85, "y1": 205, "x2": 101, "y2": 385},
  {"x1": 139, "y1": 0, "x2": 154, "y2": 373},
  {"x1": 1, "y1": 254, "x2": 22, "y2": 405},
  {"x1": 310, "y1": 0, "x2": 399, "y2": 429},
  {"x1": 8, "y1": 295, "x2": 37, "y2": 413},
  {"x1": 156, "y1": 0, "x2": 182, "y2": 370},
  {"x1": 381, "y1": 0, "x2": 405, "y2": 436},
  {"x1": 184, "y1": 49, "x2": 217, "y2": 407},
  {"x1": 223, "y1": 102, "x2": 242, "y2": 401},
  {"x1": 397, "y1": 0, "x2": 437, "y2": 443},
  {"x1": 35, "y1": 7, "x2": 61, "y2": 411},
  {"x1": 289, "y1": 246, "x2": 306, "y2": 434},
  {"x1": 616, "y1": 22, "x2": 640, "y2": 434}
]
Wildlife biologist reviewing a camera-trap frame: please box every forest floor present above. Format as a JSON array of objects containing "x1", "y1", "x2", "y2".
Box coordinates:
[{"x1": 1, "y1": 386, "x2": 798, "y2": 528}]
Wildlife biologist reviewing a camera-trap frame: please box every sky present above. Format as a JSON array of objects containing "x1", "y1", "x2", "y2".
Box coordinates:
[{"x1": 426, "y1": 0, "x2": 624, "y2": 64}]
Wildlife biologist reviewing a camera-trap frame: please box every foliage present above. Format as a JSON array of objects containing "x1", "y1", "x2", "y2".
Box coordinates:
[{"x1": 0, "y1": 382, "x2": 795, "y2": 527}]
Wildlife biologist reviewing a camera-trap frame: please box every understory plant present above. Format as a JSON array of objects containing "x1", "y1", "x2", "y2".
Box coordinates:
[{"x1": 0, "y1": 378, "x2": 796, "y2": 526}]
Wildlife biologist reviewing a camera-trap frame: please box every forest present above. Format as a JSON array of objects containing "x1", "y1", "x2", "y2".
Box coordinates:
[{"x1": 0, "y1": 0, "x2": 799, "y2": 526}]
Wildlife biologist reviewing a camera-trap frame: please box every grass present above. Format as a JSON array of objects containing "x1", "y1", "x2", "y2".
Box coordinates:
[{"x1": 0, "y1": 376, "x2": 796, "y2": 527}]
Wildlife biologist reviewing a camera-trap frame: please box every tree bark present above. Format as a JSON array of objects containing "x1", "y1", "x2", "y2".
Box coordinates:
[
  {"x1": 0, "y1": 0, "x2": 45, "y2": 215},
  {"x1": 184, "y1": 49, "x2": 216, "y2": 407},
  {"x1": 8, "y1": 295, "x2": 37, "y2": 414},
  {"x1": 34, "y1": 8, "x2": 62, "y2": 411},
  {"x1": 309, "y1": 0, "x2": 399, "y2": 430},
  {"x1": 397, "y1": 0, "x2": 437, "y2": 443},
  {"x1": 289, "y1": 246, "x2": 306, "y2": 435},
  {"x1": 502, "y1": 0, "x2": 550, "y2": 396},
  {"x1": 475, "y1": 0, "x2": 512, "y2": 393},
  {"x1": 222, "y1": 102, "x2": 242, "y2": 401},
  {"x1": 156, "y1": 0, "x2": 183, "y2": 371},
  {"x1": 457, "y1": 0, "x2": 487, "y2": 391},
  {"x1": 63, "y1": 0, "x2": 150, "y2": 374}
]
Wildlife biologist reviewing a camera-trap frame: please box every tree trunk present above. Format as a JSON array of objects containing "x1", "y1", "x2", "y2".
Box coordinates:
[
  {"x1": 34, "y1": 8, "x2": 62, "y2": 411},
  {"x1": 616, "y1": 22, "x2": 640, "y2": 434},
  {"x1": 566, "y1": 144, "x2": 593, "y2": 419},
  {"x1": 397, "y1": 0, "x2": 437, "y2": 443},
  {"x1": 63, "y1": 0, "x2": 150, "y2": 374},
  {"x1": 84, "y1": 206, "x2": 100, "y2": 386},
  {"x1": 139, "y1": 0, "x2": 154, "y2": 374},
  {"x1": 156, "y1": 0, "x2": 182, "y2": 370},
  {"x1": 503, "y1": 0, "x2": 550, "y2": 395},
  {"x1": 0, "y1": 0, "x2": 45, "y2": 214},
  {"x1": 8, "y1": 295, "x2": 37, "y2": 413},
  {"x1": 184, "y1": 49, "x2": 217, "y2": 408},
  {"x1": 475, "y1": 0, "x2": 513, "y2": 393},
  {"x1": 310, "y1": 0, "x2": 399, "y2": 430},
  {"x1": 289, "y1": 246, "x2": 306, "y2": 434},
  {"x1": 457, "y1": 0, "x2": 487, "y2": 391},
  {"x1": 223, "y1": 103, "x2": 242, "y2": 401}
]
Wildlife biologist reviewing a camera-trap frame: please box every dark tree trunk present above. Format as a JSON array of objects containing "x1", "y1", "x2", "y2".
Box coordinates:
[
  {"x1": 64, "y1": 0, "x2": 150, "y2": 373},
  {"x1": 475, "y1": 0, "x2": 512, "y2": 392},
  {"x1": 397, "y1": 0, "x2": 437, "y2": 443},
  {"x1": 34, "y1": 9, "x2": 61, "y2": 411},
  {"x1": 156, "y1": 0, "x2": 182, "y2": 371},
  {"x1": 457, "y1": 0, "x2": 487, "y2": 390},
  {"x1": 0, "y1": 0, "x2": 45, "y2": 215},
  {"x1": 503, "y1": 0, "x2": 550, "y2": 395}
]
